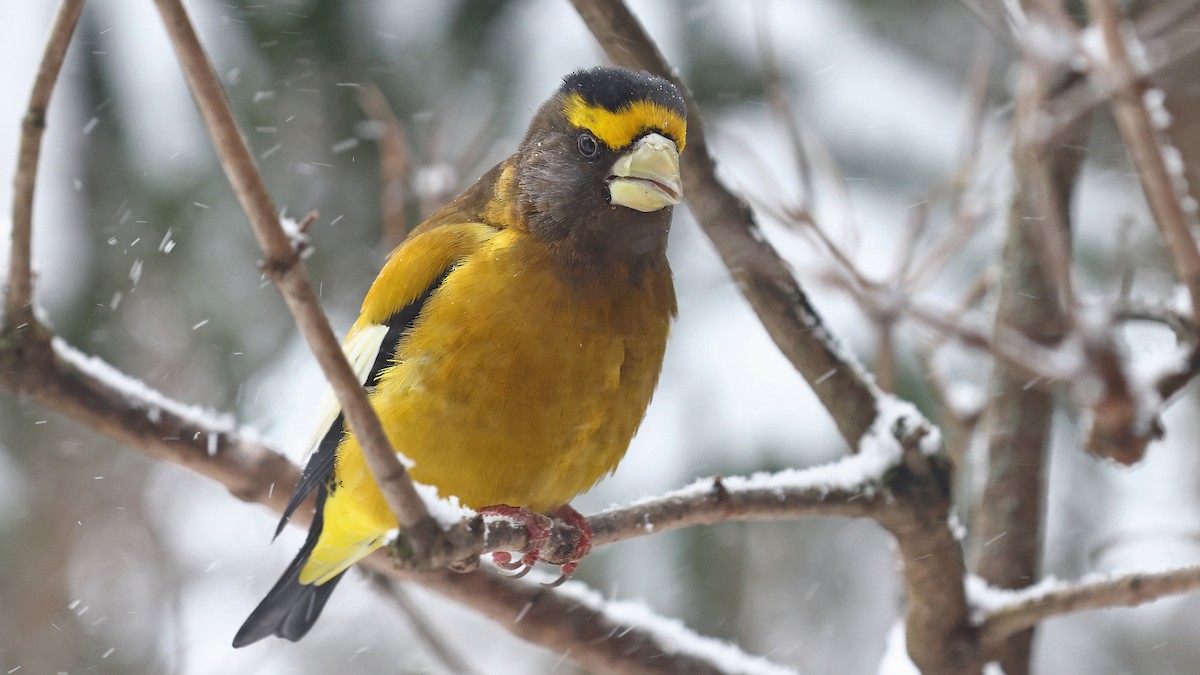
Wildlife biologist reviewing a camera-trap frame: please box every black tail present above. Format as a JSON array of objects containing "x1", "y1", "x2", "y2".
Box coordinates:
[
  {"x1": 233, "y1": 482, "x2": 346, "y2": 647},
  {"x1": 232, "y1": 544, "x2": 347, "y2": 646}
]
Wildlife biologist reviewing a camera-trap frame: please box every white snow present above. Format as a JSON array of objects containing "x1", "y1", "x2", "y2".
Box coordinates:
[
  {"x1": 50, "y1": 336, "x2": 248, "y2": 439},
  {"x1": 877, "y1": 621, "x2": 918, "y2": 675},
  {"x1": 409, "y1": 482, "x2": 474, "y2": 530},
  {"x1": 967, "y1": 563, "x2": 1200, "y2": 624},
  {"x1": 278, "y1": 213, "x2": 309, "y2": 252},
  {"x1": 414, "y1": 163, "x2": 458, "y2": 201},
  {"x1": 965, "y1": 573, "x2": 1073, "y2": 623},
  {"x1": 946, "y1": 380, "x2": 986, "y2": 419},
  {"x1": 548, "y1": 576, "x2": 801, "y2": 675},
  {"x1": 1142, "y1": 89, "x2": 1172, "y2": 130},
  {"x1": 610, "y1": 437, "x2": 898, "y2": 519}
]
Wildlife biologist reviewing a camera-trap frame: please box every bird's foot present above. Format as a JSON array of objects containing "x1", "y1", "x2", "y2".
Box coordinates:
[
  {"x1": 479, "y1": 505, "x2": 552, "y2": 579},
  {"x1": 479, "y1": 503, "x2": 593, "y2": 586},
  {"x1": 543, "y1": 503, "x2": 593, "y2": 588}
]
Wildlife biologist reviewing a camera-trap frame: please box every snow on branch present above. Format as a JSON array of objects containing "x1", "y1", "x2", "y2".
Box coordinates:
[
  {"x1": 972, "y1": 563, "x2": 1200, "y2": 651},
  {"x1": 1, "y1": 318, "x2": 795, "y2": 675},
  {"x1": 52, "y1": 336, "x2": 239, "y2": 439},
  {"x1": 0, "y1": 319, "x2": 296, "y2": 507},
  {"x1": 1083, "y1": 0, "x2": 1200, "y2": 327},
  {"x1": 589, "y1": 445, "x2": 900, "y2": 547},
  {"x1": 405, "y1": 563, "x2": 800, "y2": 675},
  {"x1": 552, "y1": 577, "x2": 800, "y2": 675}
]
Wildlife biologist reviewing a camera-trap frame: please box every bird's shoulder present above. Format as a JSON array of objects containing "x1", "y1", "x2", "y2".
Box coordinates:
[{"x1": 351, "y1": 161, "x2": 518, "y2": 332}]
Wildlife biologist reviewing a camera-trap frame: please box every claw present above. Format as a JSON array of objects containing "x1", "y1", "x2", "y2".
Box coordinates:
[
  {"x1": 508, "y1": 564, "x2": 534, "y2": 580},
  {"x1": 481, "y1": 503, "x2": 593, "y2": 583},
  {"x1": 543, "y1": 561, "x2": 577, "y2": 588}
]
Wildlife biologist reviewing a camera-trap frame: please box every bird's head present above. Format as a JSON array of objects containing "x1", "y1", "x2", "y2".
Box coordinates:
[{"x1": 511, "y1": 66, "x2": 687, "y2": 261}]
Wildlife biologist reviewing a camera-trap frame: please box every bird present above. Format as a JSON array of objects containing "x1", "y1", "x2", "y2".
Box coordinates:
[{"x1": 233, "y1": 65, "x2": 686, "y2": 647}]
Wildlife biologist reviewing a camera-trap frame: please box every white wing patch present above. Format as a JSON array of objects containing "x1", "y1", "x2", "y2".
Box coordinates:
[{"x1": 298, "y1": 323, "x2": 391, "y2": 465}]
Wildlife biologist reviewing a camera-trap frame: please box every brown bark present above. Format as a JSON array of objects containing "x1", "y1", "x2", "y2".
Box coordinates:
[{"x1": 971, "y1": 63, "x2": 1088, "y2": 674}]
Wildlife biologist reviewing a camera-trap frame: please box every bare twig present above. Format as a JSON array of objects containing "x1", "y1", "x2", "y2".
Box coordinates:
[
  {"x1": 5, "y1": 0, "x2": 85, "y2": 326},
  {"x1": 979, "y1": 564, "x2": 1200, "y2": 651},
  {"x1": 370, "y1": 577, "x2": 480, "y2": 675},
  {"x1": 1133, "y1": 0, "x2": 1200, "y2": 42},
  {"x1": 754, "y1": 0, "x2": 816, "y2": 215},
  {"x1": 1032, "y1": 11, "x2": 1200, "y2": 148},
  {"x1": 356, "y1": 83, "x2": 411, "y2": 250},
  {"x1": 567, "y1": 0, "x2": 882, "y2": 449},
  {"x1": 1114, "y1": 301, "x2": 1196, "y2": 342},
  {"x1": 151, "y1": 0, "x2": 440, "y2": 551},
  {"x1": 1085, "y1": 0, "x2": 1200, "y2": 328}
]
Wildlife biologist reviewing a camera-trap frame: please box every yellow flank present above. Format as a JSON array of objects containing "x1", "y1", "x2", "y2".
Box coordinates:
[
  {"x1": 299, "y1": 222, "x2": 675, "y2": 585},
  {"x1": 563, "y1": 93, "x2": 686, "y2": 151}
]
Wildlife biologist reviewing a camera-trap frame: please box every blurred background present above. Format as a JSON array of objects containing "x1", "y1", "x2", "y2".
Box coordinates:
[{"x1": 3, "y1": 0, "x2": 1200, "y2": 673}]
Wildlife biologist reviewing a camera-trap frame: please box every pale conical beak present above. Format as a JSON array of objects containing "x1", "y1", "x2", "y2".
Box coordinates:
[{"x1": 608, "y1": 133, "x2": 683, "y2": 212}]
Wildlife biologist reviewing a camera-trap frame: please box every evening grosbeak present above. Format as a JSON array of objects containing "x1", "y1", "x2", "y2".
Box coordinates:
[{"x1": 234, "y1": 66, "x2": 686, "y2": 646}]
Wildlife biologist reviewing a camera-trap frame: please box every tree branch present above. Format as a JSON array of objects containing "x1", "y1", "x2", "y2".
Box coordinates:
[
  {"x1": 410, "y1": 564, "x2": 797, "y2": 675},
  {"x1": 977, "y1": 564, "x2": 1200, "y2": 652},
  {"x1": 969, "y1": 19, "x2": 1087, "y2": 671},
  {"x1": 567, "y1": 0, "x2": 881, "y2": 449},
  {"x1": 564, "y1": 4, "x2": 987, "y2": 671},
  {"x1": 590, "y1": 459, "x2": 893, "y2": 547},
  {"x1": 0, "y1": 320, "x2": 796, "y2": 673},
  {"x1": 5, "y1": 0, "x2": 85, "y2": 326},
  {"x1": 1085, "y1": 0, "x2": 1200, "y2": 326},
  {"x1": 150, "y1": 0, "x2": 439, "y2": 549}
]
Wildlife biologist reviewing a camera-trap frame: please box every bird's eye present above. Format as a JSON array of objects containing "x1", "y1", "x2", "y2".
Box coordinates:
[{"x1": 577, "y1": 133, "x2": 600, "y2": 158}]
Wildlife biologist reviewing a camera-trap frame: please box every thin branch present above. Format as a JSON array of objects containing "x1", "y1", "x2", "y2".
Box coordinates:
[
  {"x1": 151, "y1": 0, "x2": 440, "y2": 548},
  {"x1": 978, "y1": 564, "x2": 1200, "y2": 651},
  {"x1": 753, "y1": 0, "x2": 816, "y2": 215},
  {"x1": 356, "y1": 83, "x2": 411, "y2": 250},
  {"x1": 5, "y1": 0, "x2": 85, "y2": 325},
  {"x1": 1114, "y1": 301, "x2": 1196, "y2": 342},
  {"x1": 567, "y1": 0, "x2": 883, "y2": 450},
  {"x1": 1032, "y1": 12, "x2": 1200, "y2": 149},
  {"x1": 369, "y1": 577, "x2": 480, "y2": 675},
  {"x1": 590, "y1": 459, "x2": 893, "y2": 548},
  {"x1": 1085, "y1": 0, "x2": 1200, "y2": 328}
]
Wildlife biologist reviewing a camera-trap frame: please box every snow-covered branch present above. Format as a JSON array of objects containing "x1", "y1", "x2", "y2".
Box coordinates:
[
  {"x1": 411, "y1": 565, "x2": 800, "y2": 675},
  {"x1": 590, "y1": 449, "x2": 900, "y2": 547},
  {"x1": 974, "y1": 564, "x2": 1200, "y2": 652},
  {"x1": 1083, "y1": 0, "x2": 1200, "y2": 327},
  {"x1": 0, "y1": 322, "x2": 297, "y2": 509},
  {"x1": 0, "y1": 318, "x2": 795, "y2": 673}
]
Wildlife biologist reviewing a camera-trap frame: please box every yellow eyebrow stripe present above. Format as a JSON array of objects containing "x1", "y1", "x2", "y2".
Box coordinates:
[{"x1": 563, "y1": 93, "x2": 687, "y2": 151}]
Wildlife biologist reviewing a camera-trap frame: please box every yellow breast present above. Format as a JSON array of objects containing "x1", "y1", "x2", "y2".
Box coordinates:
[{"x1": 319, "y1": 227, "x2": 674, "y2": 565}]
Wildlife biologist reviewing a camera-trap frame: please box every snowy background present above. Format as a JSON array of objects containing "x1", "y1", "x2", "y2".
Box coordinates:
[{"x1": 3, "y1": 0, "x2": 1200, "y2": 673}]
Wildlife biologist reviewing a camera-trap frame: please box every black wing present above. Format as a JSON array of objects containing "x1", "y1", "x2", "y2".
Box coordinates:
[
  {"x1": 272, "y1": 266, "x2": 453, "y2": 538},
  {"x1": 233, "y1": 269, "x2": 451, "y2": 647}
]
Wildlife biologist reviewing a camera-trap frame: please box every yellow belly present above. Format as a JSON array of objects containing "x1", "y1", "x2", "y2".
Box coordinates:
[{"x1": 302, "y1": 228, "x2": 673, "y2": 583}]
